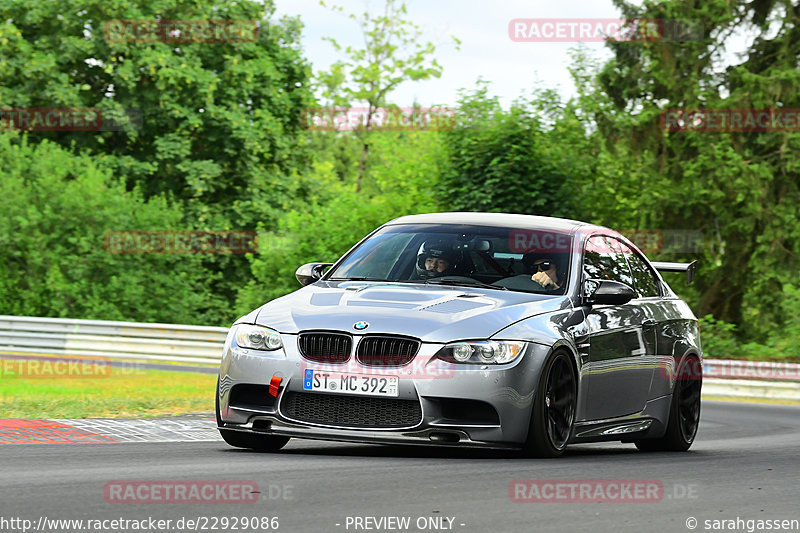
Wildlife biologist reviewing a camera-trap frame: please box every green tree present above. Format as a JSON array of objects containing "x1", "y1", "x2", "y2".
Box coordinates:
[
  {"x1": 0, "y1": 0, "x2": 316, "y2": 318},
  {"x1": 316, "y1": 0, "x2": 457, "y2": 191},
  {"x1": 236, "y1": 131, "x2": 445, "y2": 312},
  {"x1": 0, "y1": 0, "x2": 313, "y2": 223},
  {"x1": 0, "y1": 134, "x2": 227, "y2": 324},
  {"x1": 437, "y1": 85, "x2": 579, "y2": 218},
  {"x1": 586, "y1": 0, "x2": 800, "y2": 340}
]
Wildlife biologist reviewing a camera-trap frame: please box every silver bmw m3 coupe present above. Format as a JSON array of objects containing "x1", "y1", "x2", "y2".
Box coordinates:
[{"x1": 216, "y1": 212, "x2": 702, "y2": 457}]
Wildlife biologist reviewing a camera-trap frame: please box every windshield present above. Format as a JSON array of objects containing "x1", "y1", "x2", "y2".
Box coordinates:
[{"x1": 327, "y1": 223, "x2": 573, "y2": 294}]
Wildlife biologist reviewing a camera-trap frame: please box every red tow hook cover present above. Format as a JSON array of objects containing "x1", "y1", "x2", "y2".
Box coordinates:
[{"x1": 268, "y1": 376, "x2": 282, "y2": 397}]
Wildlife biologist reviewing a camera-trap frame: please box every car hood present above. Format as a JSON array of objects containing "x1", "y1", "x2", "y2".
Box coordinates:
[{"x1": 253, "y1": 281, "x2": 570, "y2": 343}]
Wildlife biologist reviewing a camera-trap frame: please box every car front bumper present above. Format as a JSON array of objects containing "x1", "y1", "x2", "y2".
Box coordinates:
[{"x1": 217, "y1": 332, "x2": 553, "y2": 448}]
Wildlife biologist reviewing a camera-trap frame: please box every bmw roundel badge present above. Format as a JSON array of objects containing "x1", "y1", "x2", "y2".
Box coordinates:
[{"x1": 353, "y1": 321, "x2": 369, "y2": 330}]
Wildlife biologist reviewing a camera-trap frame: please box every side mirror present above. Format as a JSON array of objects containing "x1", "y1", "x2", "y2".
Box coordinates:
[
  {"x1": 295, "y1": 263, "x2": 333, "y2": 286},
  {"x1": 583, "y1": 279, "x2": 637, "y2": 306}
]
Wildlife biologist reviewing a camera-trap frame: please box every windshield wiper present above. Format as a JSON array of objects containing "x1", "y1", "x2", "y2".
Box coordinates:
[{"x1": 424, "y1": 278, "x2": 508, "y2": 290}]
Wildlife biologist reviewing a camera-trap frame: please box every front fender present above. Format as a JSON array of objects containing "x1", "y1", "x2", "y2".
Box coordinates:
[{"x1": 492, "y1": 309, "x2": 585, "y2": 420}]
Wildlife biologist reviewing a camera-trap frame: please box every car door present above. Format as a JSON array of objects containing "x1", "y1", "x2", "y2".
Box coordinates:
[
  {"x1": 620, "y1": 245, "x2": 679, "y2": 399},
  {"x1": 578, "y1": 235, "x2": 653, "y2": 421},
  {"x1": 620, "y1": 240, "x2": 662, "y2": 354}
]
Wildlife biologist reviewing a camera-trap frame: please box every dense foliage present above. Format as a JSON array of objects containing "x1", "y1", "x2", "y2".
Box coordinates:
[
  {"x1": 2, "y1": 0, "x2": 798, "y2": 361},
  {"x1": 591, "y1": 0, "x2": 800, "y2": 341},
  {"x1": 0, "y1": 135, "x2": 225, "y2": 323},
  {"x1": 0, "y1": 0, "x2": 315, "y2": 314},
  {"x1": 235, "y1": 131, "x2": 444, "y2": 314},
  {"x1": 437, "y1": 86, "x2": 577, "y2": 218}
]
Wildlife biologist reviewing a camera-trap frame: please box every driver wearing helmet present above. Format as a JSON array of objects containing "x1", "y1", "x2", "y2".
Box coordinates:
[
  {"x1": 415, "y1": 240, "x2": 457, "y2": 279},
  {"x1": 523, "y1": 253, "x2": 566, "y2": 291}
]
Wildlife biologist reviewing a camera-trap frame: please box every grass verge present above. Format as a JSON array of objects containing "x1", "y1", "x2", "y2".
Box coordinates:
[{"x1": 0, "y1": 365, "x2": 216, "y2": 418}]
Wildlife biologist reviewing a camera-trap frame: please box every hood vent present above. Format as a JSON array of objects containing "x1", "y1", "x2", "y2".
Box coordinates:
[{"x1": 419, "y1": 299, "x2": 489, "y2": 314}]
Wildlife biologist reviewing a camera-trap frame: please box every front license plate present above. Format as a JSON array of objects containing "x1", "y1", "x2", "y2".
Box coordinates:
[{"x1": 302, "y1": 369, "x2": 399, "y2": 397}]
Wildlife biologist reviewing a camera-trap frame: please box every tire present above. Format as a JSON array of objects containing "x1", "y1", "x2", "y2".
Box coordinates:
[
  {"x1": 635, "y1": 355, "x2": 702, "y2": 452},
  {"x1": 522, "y1": 350, "x2": 577, "y2": 458},
  {"x1": 216, "y1": 378, "x2": 290, "y2": 452}
]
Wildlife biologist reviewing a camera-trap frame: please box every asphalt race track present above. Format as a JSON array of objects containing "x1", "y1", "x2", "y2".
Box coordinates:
[{"x1": 1, "y1": 401, "x2": 798, "y2": 533}]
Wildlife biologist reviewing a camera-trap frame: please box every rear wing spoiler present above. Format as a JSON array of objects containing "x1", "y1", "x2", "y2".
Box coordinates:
[{"x1": 651, "y1": 260, "x2": 698, "y2": 285}]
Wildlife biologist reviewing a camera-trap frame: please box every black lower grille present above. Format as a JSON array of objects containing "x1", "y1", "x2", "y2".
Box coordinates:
[
  {"x1": 298, "y1": 332, "x2": 352, "y2": 363},
  {"x1": 281, "y1": 392, "x2": 422, "y2": 428},
  {"x1": 229, "y1": 384, "x2": 276, "y2": 410},
  {"x1": 356, "y1": 335, "x2": 420, "y2": 366}
]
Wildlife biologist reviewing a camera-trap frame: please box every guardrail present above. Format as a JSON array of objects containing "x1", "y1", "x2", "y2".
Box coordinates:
[
  {"x1": 0, "y1": 315, "x2": 227, "y2": 366},
  {"x1": 702, "y1": 358, "x2": 800, "y2": 402},
  {"x1": 702, "y1": 358, "x2": 800, "y2": 381},
  {"x1": 0, "y1": 315, "x2": 798, "y2": 401}
]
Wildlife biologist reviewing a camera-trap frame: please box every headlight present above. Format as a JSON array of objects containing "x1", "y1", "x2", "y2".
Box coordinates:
[
  {"x1": 435, "y1": 341, "x2": 525, "y2": 364},
  {"x1": 234, "y1": 324, "x2": 283, "y2": 351}
]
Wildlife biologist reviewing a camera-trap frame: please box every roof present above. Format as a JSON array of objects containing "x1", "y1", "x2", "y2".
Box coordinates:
[{"x1": 385, "y1": 212, "x2": 598, "y2": 234}]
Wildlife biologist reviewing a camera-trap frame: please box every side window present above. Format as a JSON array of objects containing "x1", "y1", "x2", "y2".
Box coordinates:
[
  {"x1": 618, "y1": 243, "x2": 661, "y2": 298},
  {"x1": 582, "y1": 236, "x2": 634, "y2": 287},
  {"x1": 583, "y1": 236, "x2": 616, "y2": 281},
  {"x1": 604, "y1": 237, "x2": 635, "y2": 288}
]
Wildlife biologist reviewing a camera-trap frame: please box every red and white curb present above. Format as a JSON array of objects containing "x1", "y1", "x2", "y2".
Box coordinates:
[{"x1": 0, "y1": 418, "x2": 221, "y2": 444}]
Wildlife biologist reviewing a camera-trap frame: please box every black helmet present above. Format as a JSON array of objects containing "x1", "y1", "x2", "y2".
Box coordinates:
[{"x1": 416, "y1": 240, "x2": 457, "y2": 279}]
